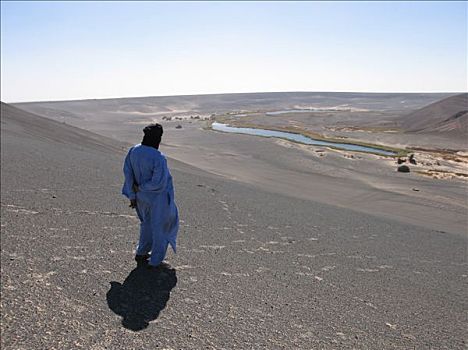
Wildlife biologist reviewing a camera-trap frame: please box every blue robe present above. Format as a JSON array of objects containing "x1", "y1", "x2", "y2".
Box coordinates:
[{"x1": 122, "y1": 144, "x2": 179, "y2": 266}]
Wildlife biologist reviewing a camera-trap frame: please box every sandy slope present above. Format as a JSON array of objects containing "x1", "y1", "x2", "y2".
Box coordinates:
[
  {"x1": 1, "y1": 102, "x2": 467, "y2": 349},
  {"x1": 399, "y1": 93, "x2": 468, "y2": 137}
]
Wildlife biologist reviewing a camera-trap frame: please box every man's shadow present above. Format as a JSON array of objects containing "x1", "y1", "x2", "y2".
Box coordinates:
[{"x1": 106, "y1": 264, "x2": 177, "y2": 331}]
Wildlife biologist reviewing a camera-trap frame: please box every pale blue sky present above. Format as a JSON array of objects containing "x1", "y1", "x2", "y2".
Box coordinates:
[{"x1": 1, "y1": 1, "x2": 466, "y2": 102}]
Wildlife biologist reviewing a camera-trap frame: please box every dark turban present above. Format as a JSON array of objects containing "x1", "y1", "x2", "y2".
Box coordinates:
[{"x1": 142, "y1": 123, "x2": 163, "y2": 149}]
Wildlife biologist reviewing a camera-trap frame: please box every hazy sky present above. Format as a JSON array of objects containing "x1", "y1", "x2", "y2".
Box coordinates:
[{"x1": 1, "y1": 1, "x2": 466, "y2": 102}]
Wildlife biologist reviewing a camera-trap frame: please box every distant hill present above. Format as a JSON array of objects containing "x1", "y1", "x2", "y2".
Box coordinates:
[
  {"x1": 14, "y1": 92, "x2": 452, "y2": 118},
  {"x1": 1, "y1": 102, "x2": 125, "y2": 154},
  {"x1": 398, "y1": 93, "x2": 468, "y2": 138}
]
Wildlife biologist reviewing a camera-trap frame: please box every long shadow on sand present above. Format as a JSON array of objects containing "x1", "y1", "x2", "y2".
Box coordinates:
[{"x1": 106, "y1": 265, "x2": 177, "y2": 331}]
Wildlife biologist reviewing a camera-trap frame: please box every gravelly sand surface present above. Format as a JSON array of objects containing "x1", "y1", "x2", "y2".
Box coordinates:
[{"x1": 1, "y1": 103, "x2": 467, "y2": 349}]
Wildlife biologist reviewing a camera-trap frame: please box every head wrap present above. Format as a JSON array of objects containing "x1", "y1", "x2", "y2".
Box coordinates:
[{"x1": 142, "y1": 123, "x2": 163, "y2": 149}]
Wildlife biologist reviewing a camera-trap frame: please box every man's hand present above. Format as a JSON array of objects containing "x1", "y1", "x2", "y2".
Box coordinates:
[{"x1": 129, "y1": 199, "x2": 137, "y2": 209}]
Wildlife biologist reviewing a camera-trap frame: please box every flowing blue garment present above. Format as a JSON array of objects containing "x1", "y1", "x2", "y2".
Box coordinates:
[{"x1": 122, "y1": 144, "x2": 179, "y2": 266}]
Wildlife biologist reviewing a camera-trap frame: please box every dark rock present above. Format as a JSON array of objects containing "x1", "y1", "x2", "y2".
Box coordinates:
[
  {"x1": 175, "y1": 125, "x2": 182, "y2": 129},
  {"x1": 397, "y1": 158, "x2": 406, "y2": 164},
  {"x1": 398, "y1": 165, "x2": 410, "y2": 173},
  {"x1": 409, "y1": 154, "x2": 417, "y2": 165}
]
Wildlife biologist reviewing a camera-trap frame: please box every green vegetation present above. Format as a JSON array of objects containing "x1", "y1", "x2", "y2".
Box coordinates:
[{"x1": 208, "y1": 117, "x2": 409, "y2": 157}]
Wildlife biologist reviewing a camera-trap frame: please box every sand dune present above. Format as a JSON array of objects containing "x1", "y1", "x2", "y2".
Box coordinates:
[
  {"x1": 1, "y1": 102, "x2": 125, "y2": 154},
  {"x1": 399, "y1": 93, "x2": 468, "y2": 137}
]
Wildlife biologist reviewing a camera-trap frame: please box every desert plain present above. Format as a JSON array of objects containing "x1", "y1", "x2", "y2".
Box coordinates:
[{"x1": 1, "y1": 92, "x2": 467, "y2": 349}]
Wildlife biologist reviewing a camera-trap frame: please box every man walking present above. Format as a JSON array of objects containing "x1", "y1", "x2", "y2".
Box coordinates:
[{"x1": 122, "y1": 124, "x2": 179, "y2": 268}]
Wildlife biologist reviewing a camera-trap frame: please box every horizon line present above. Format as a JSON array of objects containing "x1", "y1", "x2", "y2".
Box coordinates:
[{"x1": 5, "y1": 90, "x2": 466, "y2": 104}]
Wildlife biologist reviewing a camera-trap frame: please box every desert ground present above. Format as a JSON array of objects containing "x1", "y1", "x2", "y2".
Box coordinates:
[
  {"x1": 15, "y1": 92, "x2": 468, "y2": 234},
  {"x1": 1, "y1": 92, "x2": 467, "y2": 349}
]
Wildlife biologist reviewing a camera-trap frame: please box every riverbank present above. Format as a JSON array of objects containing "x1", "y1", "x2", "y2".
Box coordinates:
[
  {"x1": 209, "y1": 113, "x2": 468, "y2": 182},
  {"x1": 209, "y1": 120, "x2": 406, "y2": 156}
]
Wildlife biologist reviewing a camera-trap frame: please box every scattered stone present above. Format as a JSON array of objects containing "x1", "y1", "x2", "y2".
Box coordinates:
[
  {"x1": 402, "y1": 333, "x2": 417, "y2": 340},
  {"x1": 175, "y1": 125, "x2": 182, "y2": 129},
  {"x1": 409, "y1": 154, "x2": 417, "y2": 165},
  {"x1": 397, "y1": 165, "x2": 410, "y2": 173},
  {"x1": 412, "y1": 188, "x2": 419, "y2": 191},
  {"x1": 397, "y1": 158, "x2": 406, "y2": 164}
]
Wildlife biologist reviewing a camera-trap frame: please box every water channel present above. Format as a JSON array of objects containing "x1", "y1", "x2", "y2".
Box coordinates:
[{"x1": 211, "y1": 122, "x2": 397, "y2": 156}]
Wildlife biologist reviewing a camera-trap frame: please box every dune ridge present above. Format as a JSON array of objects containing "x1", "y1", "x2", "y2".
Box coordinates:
[{"x1": 399, "y1": 93, "x2": 468, "y2": 137}]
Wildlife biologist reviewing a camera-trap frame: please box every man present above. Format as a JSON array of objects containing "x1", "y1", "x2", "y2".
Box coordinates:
[{"x1": 122, "y1": 123, "x2": 179, "y2": 268}]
